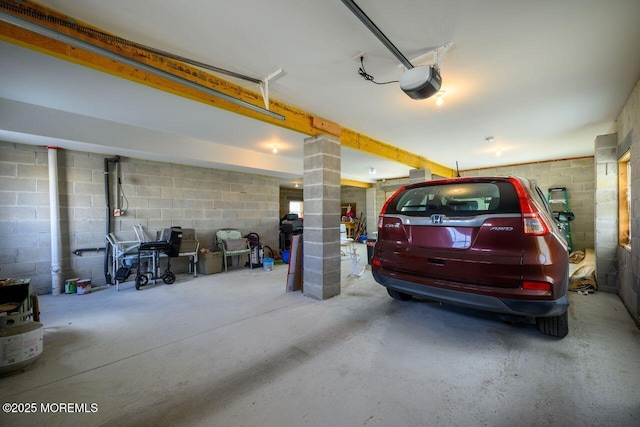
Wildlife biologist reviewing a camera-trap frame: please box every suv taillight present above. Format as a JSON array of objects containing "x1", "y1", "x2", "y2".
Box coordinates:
[
  {"x1": 378, "y1": 186, "x2": 405, "y2": 230},
  {"x1": 509, "y1": 177, "x2": 551, "y2": 236},
  {"x1": 522, "y1": 213, "x2": 550, "y2": 236}
]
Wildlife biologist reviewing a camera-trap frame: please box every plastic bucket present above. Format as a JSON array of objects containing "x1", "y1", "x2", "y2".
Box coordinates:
[
  {"x1": 281, "y1": 250, "x2": 290, "y2": 264},
  {"x1": 359, "y1": 235, "x2": 368, "y2": 243},
  {"x1": 263, "y1": 258, "x2": 274, "y2": 271},
  {"x1": 65, "y1": 278, "x2": 78, "y2": 294}
]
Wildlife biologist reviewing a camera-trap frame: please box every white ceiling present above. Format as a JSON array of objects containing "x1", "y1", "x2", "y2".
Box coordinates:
[{"x1": 1, "y1": 0, "x2": 639, "y2": 186}]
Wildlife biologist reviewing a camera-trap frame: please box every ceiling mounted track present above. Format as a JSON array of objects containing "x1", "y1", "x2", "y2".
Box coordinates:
[
  {"x1": 341, "y1": 0, "x2": 413, "y2": 70},
  {"x1": 0, "y1": 5, "x2": 285, "y2": 121}
]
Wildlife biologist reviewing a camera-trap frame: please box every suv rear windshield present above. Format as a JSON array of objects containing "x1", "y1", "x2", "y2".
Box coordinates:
[{"x1": 386, "y1": 181, "x2": 520, "y2": 217}]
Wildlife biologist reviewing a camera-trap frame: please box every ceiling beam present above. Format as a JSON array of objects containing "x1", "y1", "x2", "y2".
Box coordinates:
[
  {"x1": 340, "y1": 179, "x2": 372, "y2": 189},
  {"x1": 340, "y1": 128, "x2": 454, "y2": 179},
  {"x1": 0, "y1": 0, "x2": 455, "y2": 178}
]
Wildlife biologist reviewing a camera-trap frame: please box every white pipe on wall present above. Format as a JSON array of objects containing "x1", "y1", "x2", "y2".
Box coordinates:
[{"x1": 48, "y1": 146, "x2": 63, "y2": 295}]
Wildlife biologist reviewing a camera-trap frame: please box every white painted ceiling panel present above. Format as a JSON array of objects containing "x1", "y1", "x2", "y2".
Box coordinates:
[{"x1": 2, "y1": 0, "x2": 639, "y2": 185}]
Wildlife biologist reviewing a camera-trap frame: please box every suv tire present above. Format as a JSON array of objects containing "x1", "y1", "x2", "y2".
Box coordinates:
[
  {"x1": 536, "y1": 311, "x2": 569, "y2": 338},
  {"x1": 387, "y1": 288, "x2": 412, "y2": 301}
]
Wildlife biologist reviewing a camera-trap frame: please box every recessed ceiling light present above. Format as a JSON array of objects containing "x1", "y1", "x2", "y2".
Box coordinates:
[
  {"x1": 485, "y1": 136, "x2": 494, "y2": 143},
  {"x1": 369, "y1": 167, "x2": 376, "y2": 175},
  {"x1": 271, "y1": 144, "x2": 279, "y2": 153}
]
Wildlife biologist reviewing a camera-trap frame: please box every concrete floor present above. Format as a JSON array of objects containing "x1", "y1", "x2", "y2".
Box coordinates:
[{"x1": 2, "y1": 244, "x2": 640, "y2": 427}]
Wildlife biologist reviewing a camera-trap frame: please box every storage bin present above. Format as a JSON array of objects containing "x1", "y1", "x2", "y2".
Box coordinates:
[{"x1": 197, "y1": 251, "x2": 223, "y2": 275}]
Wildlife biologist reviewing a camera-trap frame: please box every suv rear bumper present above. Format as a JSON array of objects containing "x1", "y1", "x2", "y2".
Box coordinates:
[{"x1": 373, "y1": 271, "x2": 568, "y2": 317}]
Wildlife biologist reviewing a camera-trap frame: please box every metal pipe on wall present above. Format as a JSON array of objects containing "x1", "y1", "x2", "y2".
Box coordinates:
[
  {"x1": 114, "y1": 160, "x2": 119, "y2": 213},
  {"x1": 103, "y1": 156, "x2": 120, "y2": 285},
  {"x1": 47, "y1": 146, "x2": 63, "y2": 295}
]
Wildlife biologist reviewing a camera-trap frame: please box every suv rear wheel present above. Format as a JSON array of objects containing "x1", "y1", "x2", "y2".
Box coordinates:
[
  {"x1": 387, "y1": 288, "x2": 412, "y2": 301},
  {"x1": 536, "y1": 311, "x2": 569, "y2": 338}
]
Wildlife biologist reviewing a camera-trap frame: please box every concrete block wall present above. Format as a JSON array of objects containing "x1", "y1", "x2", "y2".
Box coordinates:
[
  {"x1": 0, "y1": 142, "x2": 280, "y2": 294},
  {"x1": 0, "y1": 142, "x2": 53, "y2": 293},
  {"x1": 116, "y1": 156, "x2": 280, "y2": 252},
  {"x1": 279, "y1": 187, "x2": 303, "y2": 219},
  {"x1": 409, "y1": 168, "x2": 432, "y2": 184},
  {"x1": 463, "y1": 157, "x2": 595, "y2": 252},
  {"x1": 614, "y1": 77, "x2": 640, "y2": 323}
]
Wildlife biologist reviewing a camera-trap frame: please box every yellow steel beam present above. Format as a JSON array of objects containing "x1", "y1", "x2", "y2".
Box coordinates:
[
  {"x1": 340, "y1": 128, "x2": 454, "y2": 178},
  {"x1": 0, "y1": 0, "x2": 454, "y2": 178},
  {"x1": 340, "y1": 179, "x2": 372, "y2": 189}
]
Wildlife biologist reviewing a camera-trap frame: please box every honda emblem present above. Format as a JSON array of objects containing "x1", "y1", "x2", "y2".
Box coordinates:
[{"x1": 431, "y1": 214, "x2": 444, "y2": 224}]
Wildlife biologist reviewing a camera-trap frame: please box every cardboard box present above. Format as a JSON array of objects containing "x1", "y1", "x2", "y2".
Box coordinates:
[{"x1": 197, "y1": 251, "x2": 223, "y2": 275}]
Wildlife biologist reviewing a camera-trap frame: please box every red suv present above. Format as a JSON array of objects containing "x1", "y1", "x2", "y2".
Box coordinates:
[{"x1": 372, "y1": 176, "x2": 574, "y2": 338}]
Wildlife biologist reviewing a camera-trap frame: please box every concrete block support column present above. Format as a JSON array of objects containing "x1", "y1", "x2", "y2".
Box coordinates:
[
  {"x1": 594, "y1": 133, "x2": 619, "y2": 292},
  {"x1": 303, "y1": 135, "x2": 341, "y2": 300},
  {"x1": 409, "y1": 168, "x2": 432, "y2": 184}
]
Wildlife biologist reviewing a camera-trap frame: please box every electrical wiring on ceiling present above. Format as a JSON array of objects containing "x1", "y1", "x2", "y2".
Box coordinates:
[{"x1": 357, "y1": 56, "x2": 399, "y2": 85}]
